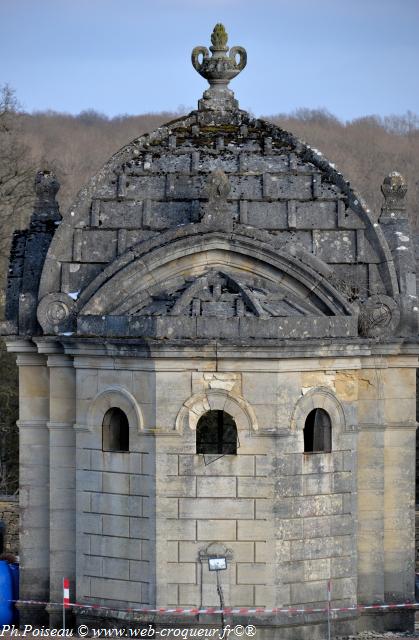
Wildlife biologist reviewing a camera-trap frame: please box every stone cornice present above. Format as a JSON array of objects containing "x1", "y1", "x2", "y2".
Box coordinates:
[
  {"x1": 5, "y1": 338, "x2": 37, "y2": 353},
  {"x1": 16, "y1": 353, "x2": 47, "y2": 367},
  {"x1": 16, "y1": 419, "x2": 48, "y2": 429},
  {"x1": 46, "y1": 354, "x2": 74, "y2": 368},
  {"x1": 47, "y1": 422, "x2": 75, "y2": 430},
  {"x1": 358, "y1": 422, "x2": 418, "y2": 431}
]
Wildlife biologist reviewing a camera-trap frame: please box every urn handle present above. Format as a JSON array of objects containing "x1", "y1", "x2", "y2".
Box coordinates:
[
  {"x1": 229, "y1": 46, "x2": 247, "y2": 71},
  {"x1": 191, "y1": 46, "x2": 210, "y2": 72}
]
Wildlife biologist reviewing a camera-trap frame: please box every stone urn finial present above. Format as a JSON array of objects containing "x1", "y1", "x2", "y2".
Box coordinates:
[
  {"x1": 380, "y1": 171, "x2": 407, "y2": 219},
  {"x1": 192, "y1": 24, "x2": 247, "y2": 111}
]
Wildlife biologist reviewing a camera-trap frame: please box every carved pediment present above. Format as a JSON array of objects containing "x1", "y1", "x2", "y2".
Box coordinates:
[{"x1": 134, "y1": 269, "x2": 323, "y2": 318}]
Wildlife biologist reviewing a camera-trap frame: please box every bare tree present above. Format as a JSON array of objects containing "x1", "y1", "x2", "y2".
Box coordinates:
[
  {"x1": 0, "y1": 85, "x2": 31, "y2": 494},
  {"x1": 0, "y1": 85, "x2": 34, "y2": 307}
]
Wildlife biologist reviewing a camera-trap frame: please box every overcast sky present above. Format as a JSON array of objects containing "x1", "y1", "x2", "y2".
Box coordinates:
[{"x1": 0, "y1": 0, "x2": 418, "y2": 120}]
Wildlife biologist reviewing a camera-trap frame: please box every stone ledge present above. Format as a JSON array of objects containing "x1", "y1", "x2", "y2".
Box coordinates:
[{"x1": 77, "y1": 315, "x2": 358, "y2": 340}]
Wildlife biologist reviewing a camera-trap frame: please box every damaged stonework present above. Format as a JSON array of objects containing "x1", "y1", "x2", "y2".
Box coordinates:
[
  {"x1": 1, "y1": 22, "x2": 418, "y2": 640},
  {"x1": 5, "y1": 170, "x2": 61, "y2": 335}
]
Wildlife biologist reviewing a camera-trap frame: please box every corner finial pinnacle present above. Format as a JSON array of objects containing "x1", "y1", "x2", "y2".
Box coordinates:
[
  {"x1": 191, "y1": 24, "x2": 247, "y2": 112},
  {"x1": 380, "y1": 171, "x2": 407, "y2": 220}
]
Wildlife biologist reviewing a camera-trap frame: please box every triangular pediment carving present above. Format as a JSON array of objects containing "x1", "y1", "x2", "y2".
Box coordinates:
[{"x1": 134, "y1": 269, "x2": 323, "y2": 318}]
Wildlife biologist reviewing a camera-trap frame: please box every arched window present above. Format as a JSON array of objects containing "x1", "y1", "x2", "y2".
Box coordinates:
[
  {"x1": 196, "y1": 410, "x2": 237, "y2": 455},
  {"x1": 102, "y1": 407, "x2": 129, "y2": 452},
  {"x1": 304, "y1": 408, "x2": 331, "y2": 453}
]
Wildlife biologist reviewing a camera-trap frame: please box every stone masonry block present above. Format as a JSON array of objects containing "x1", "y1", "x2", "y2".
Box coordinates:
[
  {"x1": 196, "y1": 477, "x2": 236, "y2": 498},
  {"x1": 90, "y1": 535, "x2": 142, "y2": 560},
  {"x1": 290, "y1": 580, "x2": 327, "y2": 605},
  {"x1": 281, "y1": 561, "x2": 304, "y2": 584},
  {"x1": 292, "y1": 494, "x2": 343, "y2": 518},
  {"x1": 178, "y1": 455, "x2": 254, "y2": 477},
  {"x1": 178, "y1": 584, "x2": 200, "y2": 606},
  {"x1": 129, "y1": 560, "x2": 150, "y2": 581},
  {"x1": 313, "y1": 230, "x2": 356, "y2": 263},
  {"x1": 329, "y1": 577, "x2": 356, "y2": 599},
  {"x1": 80, "y1": 230, "x2": 117, "y2": 262},
  {"x1": 82, "y1": 514, "x2": 102, "y2": 535},
  {"x1": 332, "y1": 472, "x2": 353, "y2": 493},
  {"x1": 166, "y1": 541, "x2": 178, "y2": 563},
  {"x1": 303, "y1": 517, "x2": 331, "y2": 538},
  {"x1": 238, "y1": 520, "x2": 271, "y2": 541},
  {"x1": 156, "y1": 498, "x2": 178, "y2": 519},
  {"x1": 330, "y1": 514, "x2": 354, "y2": 536},
  {"x1": 273, "y1": 454, "x2": 303, "y2": 477},
  {"x1": 302, "y1": 452, "x2": 343, "y2": 474},
  {"x1": 229, "y1": 585, "x2": 255, "y2": 606},
  {"x1": 130, "y1": 475, "x2": 153, "y2": 496},
  {"x1": 178, "y1": 542, "x2": 204, "y2": 562},
  {"x1": 165, "y1": 519, "x2": 197, "y2": 541},
  {"x1": 129, "y1": 517, "x2": 152, "y2": 539},
  {"x1": 303, "y1": 558, "x2": 331, "y2": 581},
  {"x1": 165, "y1": 584, "x2": 178, "y2": 605},
  {"x1": 103, "y1": 557, "x2": 129, "y2": 581},
  {"x1": 238, "y1": 477, "x2": 273, "y2": 498},
  {"x1": 165, "y1": 563, "x2": 196, "y2": 584},
  {"x1": 275, "y1": 476, "x2": 303, "y2": 497},
  {"x1": 303, "y1": 473, "x2": 332, "y2": 496},
  {"x1": 90, "y1": 578, "x2": 145, "y2": 604},
  {"x1": 255, "y1": 499, "x2": 271, "y2": 519},
  {"x1": 275, "y1": 539, "x2": 291, "y2": 563},
  {"x1": 276, "y1": 518, "x2": 304, "y2": 541},
  {"x1": 179, "y1": 498, "x2": 254, "y2": 520},
  {"x1": 255, "y1": 455, "x2": 273, "y2": 477},
  {"x1": 91, "y1": 493, "x2": 142, "y2": 517},
  {"x1": 291, "y1": 535, "x2": 353, "y2": 561},
  {"x1": 247, "y1": 201, "x2": 287, "y2": 229},
  {"x1": 102, "y1": 515, "x2": 130, "y2": 537},
  {"x1": 90, "y1": 451, "x2": 142, "y2": 474},
  {"x1": 254, "y1": 585, "x2": 276, "y2": 607},
  {"x1": 331, "y1": 555, "x2": 356, "y2": 578},
  {"x1": 197, "y1": 519, "x2": 236, "y2": 541},
  {"x1": 295, "y1": 201, "x2": 336, "y2": 229},
  {"x1": 84, "y1": 556, "x2": 102, "y2": 576},
  {"x1": 237, "y1": 563, "x2": 271, "y2": 585},
  {"x1": 255, "y1": 542, "x2": 269, "y2": 562},
  {"x1": 102, "y1": 473, "x2": 130, "y2": 495},
  {"x1": 158, "y1": 476, "x2": 196, "y2": 498}
]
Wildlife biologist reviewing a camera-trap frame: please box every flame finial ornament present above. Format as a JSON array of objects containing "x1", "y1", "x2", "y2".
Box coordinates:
[{"x1": 192, "y1": 24, "x2": 247, "y2": 111}]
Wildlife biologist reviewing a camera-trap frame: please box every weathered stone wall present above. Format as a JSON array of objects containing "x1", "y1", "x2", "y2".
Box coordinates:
[
  {"x1": 71, "y1": 351, "x2": 416, "y2": 617},
  {"x1": 154, "y1": 365, "x2": 357, "y2": 609},
  {"x1": 75, "y1": 365, "x2": 156, "y2": 608},
  {"x1": 0, "y1": 496, "x2": 18, "y2": 554}
]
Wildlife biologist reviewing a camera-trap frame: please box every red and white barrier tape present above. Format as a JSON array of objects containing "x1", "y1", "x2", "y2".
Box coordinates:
[{"x1": 10, "y1": 599, "x2": 419, "y2": 616}]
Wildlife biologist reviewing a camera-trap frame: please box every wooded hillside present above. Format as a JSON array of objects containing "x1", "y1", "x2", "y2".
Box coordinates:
[{"x1": 19, "y1": 107, "x2": 419, "y2": 225}]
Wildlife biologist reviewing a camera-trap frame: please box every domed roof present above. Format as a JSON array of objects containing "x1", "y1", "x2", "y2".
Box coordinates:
[{"x1": 5, "y1": 25, "x2": 404, "y2": 342}]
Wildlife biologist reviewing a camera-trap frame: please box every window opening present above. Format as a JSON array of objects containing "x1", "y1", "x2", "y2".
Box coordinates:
[
  {"x1": 102, "y1": 407, "x2": 129, "y2": 452},
  {"x1": 196, "y1": 410, "x2": 238, "y2": 456},
  {"x1": 304, "y1": 408, "x2": 331, "y2": 453}
]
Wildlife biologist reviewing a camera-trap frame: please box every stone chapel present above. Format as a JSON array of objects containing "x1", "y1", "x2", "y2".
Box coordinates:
[{"x1": 1, "y1": 24, "x2": 418, "y2": 639}]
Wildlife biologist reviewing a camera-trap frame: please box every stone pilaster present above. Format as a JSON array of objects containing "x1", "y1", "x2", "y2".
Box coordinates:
[
  {"x1": 8, "y1": 340, "x2": 50, "y2": 625},
  {"x1": 384, "y1": 423, "x2": 416, "y2": 602},
  {"x1": 46, "y1": 352, "x2": 76, "y2": 627},
  {"x1": 357, "y1": 424, "x2": 385, "y2": 605},
  {"x1": 357, "y1": 365, "x2": 385, "y2": 606}
]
